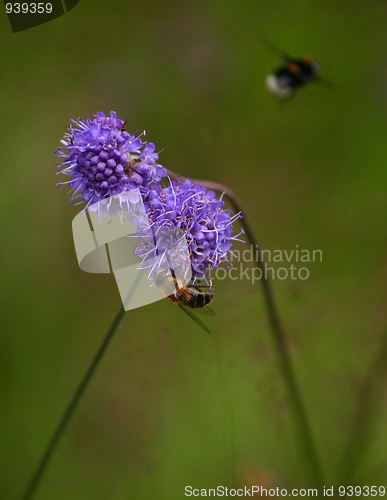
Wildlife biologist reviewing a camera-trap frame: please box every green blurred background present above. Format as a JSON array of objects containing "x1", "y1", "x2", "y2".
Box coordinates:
[{"x1": 1, "y1": 0, "x2": 387, "y2": 498}]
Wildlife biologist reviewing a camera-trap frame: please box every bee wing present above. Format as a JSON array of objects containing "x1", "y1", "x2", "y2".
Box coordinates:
[
  {"x1": 177, "y1": 303, "x2": 212, "y2": 334},
  {"x1": 260, "y1": 37, "x2": 292, "y2": 61},
  {"x1": 194, "y1": 305, "x2": 215, "y2": 316}
]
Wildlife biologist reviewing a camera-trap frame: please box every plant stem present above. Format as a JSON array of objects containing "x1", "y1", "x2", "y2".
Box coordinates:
[
  {"x1": 21, "y1": 303, "x2": 126, "y2": 500},
  {"x1": 167, "y1": 170, "x2": 324, "y2": 485},
  {"x1": 339, "y1": 329, "x2": 387, "y2": 483}
]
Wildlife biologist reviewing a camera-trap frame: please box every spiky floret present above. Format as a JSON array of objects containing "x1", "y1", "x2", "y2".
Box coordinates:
[
  {"x1": 55, "y1": 111, "x2": 166, "y2": 207},
  {"x1": 137, "y1": 178, "x2": 244, "y2": 280}
]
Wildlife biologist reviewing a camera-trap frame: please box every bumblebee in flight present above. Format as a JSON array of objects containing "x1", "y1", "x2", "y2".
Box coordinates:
[
  {"x1": 155, "y1": 269, "x2": 215, "y2": 334},
  {"x1": 266, "y1": 55, "x2": 321, "y2": 98},
  {"x1": 262, "y1": 39, "x2": 324, "y2": 98}
]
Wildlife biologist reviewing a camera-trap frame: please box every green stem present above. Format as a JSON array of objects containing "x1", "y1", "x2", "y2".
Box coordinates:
[
  {"x1": 339, "y1": 329, "x2": 387, "y2": 484},
  {"x1": 167, "y1": 170, "x2": 324, "y2": 485},
  {"x1": 21, "y1": 303, "x2": 126, "y2": 500}
]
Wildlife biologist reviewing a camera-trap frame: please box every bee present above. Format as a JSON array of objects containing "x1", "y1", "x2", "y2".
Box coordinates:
[
  {"x1": 263, "y1": 40, "x2": 324, "y2": 98},
  {"x1": 266, "y1": 56, "x2": 321, "y2": 98},
  {"x1": 155, "y1": 269, "x2": 215, "y2": 333}
]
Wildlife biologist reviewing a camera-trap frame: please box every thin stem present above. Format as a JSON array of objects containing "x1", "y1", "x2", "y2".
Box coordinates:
[
  {"x1": 339, "y1": 329, "x2": 387, "y2": 484},
  {"x1": 167, "y1": 170, "x2": 324, "y2": 485},
  {"x1": 21, "y1": 304, "x2": 127, "y2": 500}
]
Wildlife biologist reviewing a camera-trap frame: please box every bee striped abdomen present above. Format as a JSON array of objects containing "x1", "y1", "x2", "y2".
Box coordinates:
[
  {"x1": 184, "y1": 288, "x2": 213, "y2": 309},
  {"x1": 157, "y1": 274, "x2": 213, "y2": 309}
]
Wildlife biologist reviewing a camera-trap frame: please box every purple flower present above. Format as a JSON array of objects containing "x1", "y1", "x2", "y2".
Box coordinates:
[
  {"x1": 137, "y1": 178, "x2": 244, "y2": 280},
  {"x1": 55, "y1": 111, "x2": 166, "y2": 206},
  {"x1": 56, "y1": 111, "x2": 243, "y2": 281}
]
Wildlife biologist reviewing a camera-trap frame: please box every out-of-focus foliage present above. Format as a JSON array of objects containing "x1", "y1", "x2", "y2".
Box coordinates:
[{"x1": 1, "y1": 1, "x2": 387, "y2": 498}]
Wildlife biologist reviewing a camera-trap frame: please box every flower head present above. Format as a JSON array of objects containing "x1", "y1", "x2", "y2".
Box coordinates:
[
  {"x1": 56, "y1": 111, "x2": 243, "y2": 282},
  {"x1": 55, "y1": 111, "x2": 166, "y2": 206},
  {"x1": 137, "y1": 178, "x2": 244, "y2": 280}
]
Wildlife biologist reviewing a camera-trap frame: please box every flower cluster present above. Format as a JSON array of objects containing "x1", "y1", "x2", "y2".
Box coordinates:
[
  {"x1": 56, "y1": 111, "x2": 243, "y2": 279},
  {"x1": 138, "y1": 179, "x2": 243, "y2": 280},
  {"x1": 55, "y1": 111, "x2": 166, "y2": 206}
]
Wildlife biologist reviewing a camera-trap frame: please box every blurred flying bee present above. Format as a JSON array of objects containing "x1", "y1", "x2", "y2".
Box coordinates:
[
  {"x1": 263, "y1": 40, "x2": 324, "y2": 98},
  {"x1": 155, "y1": 269, "x2": 215, "y2": 333}
]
